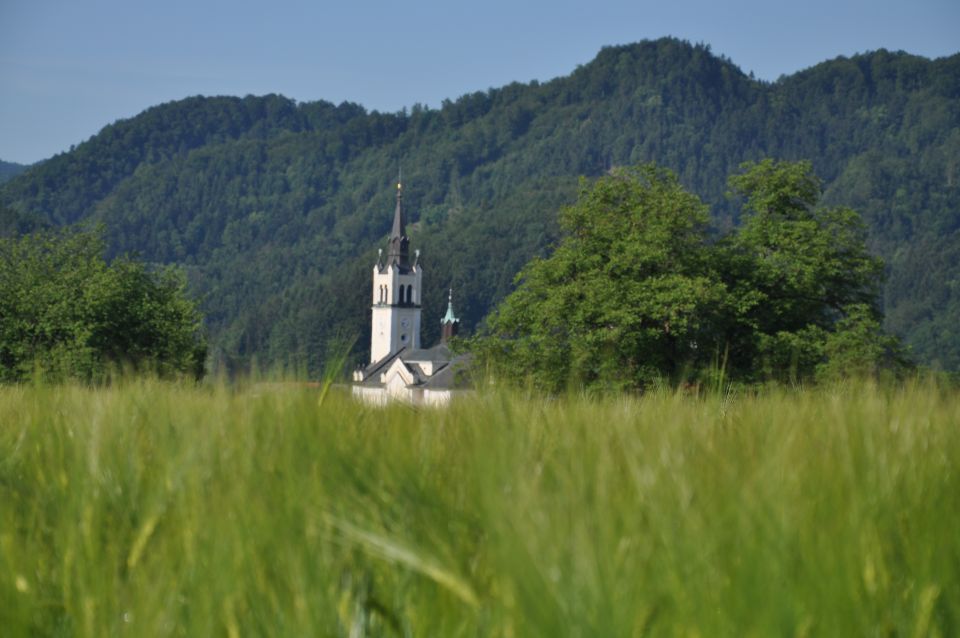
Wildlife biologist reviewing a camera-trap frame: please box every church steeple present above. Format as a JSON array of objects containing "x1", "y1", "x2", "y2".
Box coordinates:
[
  {"x1": 369, "y1": 177, "x2": 423, "y2": 363},
  {"x1": 441, "y1": 289, "x2": 460, "y2": 343},
  {"x1": 386, "y1": 180, "x2": 409, "y2": 268}
]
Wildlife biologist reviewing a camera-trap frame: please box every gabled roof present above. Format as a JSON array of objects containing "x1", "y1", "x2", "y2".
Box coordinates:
[
  {"x1": 403, "y1": 343, "x2": 455, "y2": 363},
  {"x1": 355, "y1": 343, "x2": 470, "y2": 390},
  {"x1": 381, "y1": 356, "x2": 419, "y2": 387},
  {"x1": 357, "y1": 347, "x2": 406, "y2": 383},
  {"x1": 422, "y1": 353, "x2": 473, "y2": 390}
]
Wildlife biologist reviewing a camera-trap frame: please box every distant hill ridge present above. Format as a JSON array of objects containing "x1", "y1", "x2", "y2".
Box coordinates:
[
  {"x1": 0, "y1": 159, "x2": 29, "y2": 184},
  {"x1": 3, "y1": 37, "x2": 959, "y2": 372}
]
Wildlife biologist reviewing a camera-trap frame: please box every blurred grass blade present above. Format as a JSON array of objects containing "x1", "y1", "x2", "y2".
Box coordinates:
[
  {"x1": 326, "y1": 514, "x2": 479, "y2": 608},
  {"x1": 127, "y1": 512, "x2": 162, "y2": 571}
]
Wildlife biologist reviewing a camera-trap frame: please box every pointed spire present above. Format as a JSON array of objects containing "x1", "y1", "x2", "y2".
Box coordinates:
[
  {"x1": 442, "y1": 288, "x2": 458, "y2": 323},
  {"x1": 386, "y1": 177, "x2": 410, "y2": 268},
  {"x1": 441, "y1": 289, "x2": 460, "y2": 343}
]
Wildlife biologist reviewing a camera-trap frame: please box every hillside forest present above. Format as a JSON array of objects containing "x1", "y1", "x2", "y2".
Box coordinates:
[
  {"x1": 0, "y1": 160, "x2": 28, "y2": 185},
  {"x1": 2, "y1": 38, "x2": 958, "y2": 374}
]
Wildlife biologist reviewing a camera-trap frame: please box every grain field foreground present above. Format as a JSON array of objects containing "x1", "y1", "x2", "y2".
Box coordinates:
[{"x1": 1, "y1": 379, "x2": 957, "y2": 635}]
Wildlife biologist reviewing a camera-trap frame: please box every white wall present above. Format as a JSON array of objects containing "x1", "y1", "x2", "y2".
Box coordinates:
[{"x1": 369, "y1": 263, "x2": 423, "y2": 363}]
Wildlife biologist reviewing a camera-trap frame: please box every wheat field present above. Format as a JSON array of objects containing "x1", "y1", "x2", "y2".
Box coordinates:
[{"x1": 1, "y1": 377, "x2": 958, "y2": 636}]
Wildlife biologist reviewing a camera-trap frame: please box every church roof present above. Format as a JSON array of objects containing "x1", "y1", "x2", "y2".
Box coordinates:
[
  {"x1": 404, "y1": 342, "x2": 455, "y2": 362},
  {"x1": 355, "y1": 343, "x2": 470, "y2": 390},
  {"x1": 357, "y1": 346, "x2": 405, "y2": 382},
  {"x1": 421, "y1": 353, "x2": 473, "y2": 390}
]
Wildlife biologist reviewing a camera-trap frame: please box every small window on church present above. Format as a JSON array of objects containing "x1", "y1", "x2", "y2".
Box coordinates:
[
  {"x1": 398, "y1": 286, "x2": 405, "y2": 304},
  {"x1": 407, "y1": 284, "x2": 413, "y2": 304}
]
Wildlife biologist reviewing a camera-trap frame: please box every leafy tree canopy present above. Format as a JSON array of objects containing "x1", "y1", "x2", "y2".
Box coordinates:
[
  {"x1": 477, "y1": 165, "x2": 729, "y2": 390},
  {"x1": 0, "y1": 228, "x2": 206, "y2": 382},
  {"x1": 476, "y1": 161, "x2": 909, "y2": 391},
  {"x1": 1, "y1": 40, "x2": 956, "y2": 373},
  {"x1": 723, "y1": 159, "x2": 907, "y2": 381}
]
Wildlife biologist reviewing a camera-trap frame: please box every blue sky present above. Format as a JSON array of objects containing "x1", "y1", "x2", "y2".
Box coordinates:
[{"x1": 1, "y1": 0, "x2": 957, "y2": 164}]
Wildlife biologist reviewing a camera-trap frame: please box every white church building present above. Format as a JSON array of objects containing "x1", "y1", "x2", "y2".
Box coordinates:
[{"x1": 351, "y1": 181, "x2": 470, "y2": 406}]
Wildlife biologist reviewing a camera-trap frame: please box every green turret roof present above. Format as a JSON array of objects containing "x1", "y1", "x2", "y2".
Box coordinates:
[{"x1": 442, "y1": 289, "x2": 459, "y2": 324}]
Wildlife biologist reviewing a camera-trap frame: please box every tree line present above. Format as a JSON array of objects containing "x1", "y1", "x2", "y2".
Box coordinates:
[
  {"x1": 1, "y1": 38, "x2": 957, "y2": 374},
  {"x1": 474, "y1": 160, "x2": 908, "y2": 390}
]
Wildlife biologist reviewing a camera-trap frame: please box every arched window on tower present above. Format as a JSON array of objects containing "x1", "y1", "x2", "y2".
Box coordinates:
[
  {"x1": 407, "y1": 285, "x2": 414, "y2": 304},
  {"x1": 398, "y1": 285, "x2": 405, "y2": 304}
]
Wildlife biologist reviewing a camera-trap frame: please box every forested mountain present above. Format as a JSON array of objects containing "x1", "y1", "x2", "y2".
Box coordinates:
[
  {"x1": 3, "y1": 38, "x2": 958, "y2": 373},
  {"x1": 0, "y1": 160, "x2": 29, "y2": 184}
]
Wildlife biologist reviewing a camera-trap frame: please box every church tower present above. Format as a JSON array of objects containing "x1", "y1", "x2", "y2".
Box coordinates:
[{"x1": 370, "y1": 180, "x2": 422, "y2": 363}]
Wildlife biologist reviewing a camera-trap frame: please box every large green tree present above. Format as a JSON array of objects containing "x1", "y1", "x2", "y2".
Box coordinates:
[
  {"x1": 724, "y1": 159, "x2": 907, "y2": 381},
  {"x1": 477, "y1": 165, "x2": 731, "y2": 391},
  {"x1": 0, "y1": 229, "x2": 206, "y2": 382},
  {"x1": 477, "y1": 161, "x2": 907, "y2": 390}
]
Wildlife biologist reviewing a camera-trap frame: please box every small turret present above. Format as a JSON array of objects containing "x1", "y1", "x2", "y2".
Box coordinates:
[{"x1": 441, "y1": 289, "x2": 460, "y2": 343}]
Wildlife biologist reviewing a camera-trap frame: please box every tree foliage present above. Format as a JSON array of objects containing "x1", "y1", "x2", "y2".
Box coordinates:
[
  {"x1": 724, "y1": 159, "x2": 896, "y2": 380},
  {"x1": 0, "y1": 229, "x2": 206, "y2": 382},
  {"x1": 477, "y1": 162, "x2": 908, "y2": 390},
  {"x1": 479, "y1": 166, "x2": 729, "y2": 390},
  {"x1": 1, "y1": 39, "x2": 956, "y2": 373}
]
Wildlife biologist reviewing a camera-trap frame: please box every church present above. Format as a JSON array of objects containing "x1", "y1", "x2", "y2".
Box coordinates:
[{"x1": 351, "y1": 181, "x2": 470, "y2": 406}]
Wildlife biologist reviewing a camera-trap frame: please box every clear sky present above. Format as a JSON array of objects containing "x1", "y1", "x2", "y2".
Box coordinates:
[{"x1": 1, "y1": 0, "x2": 957, "y2": 164}]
